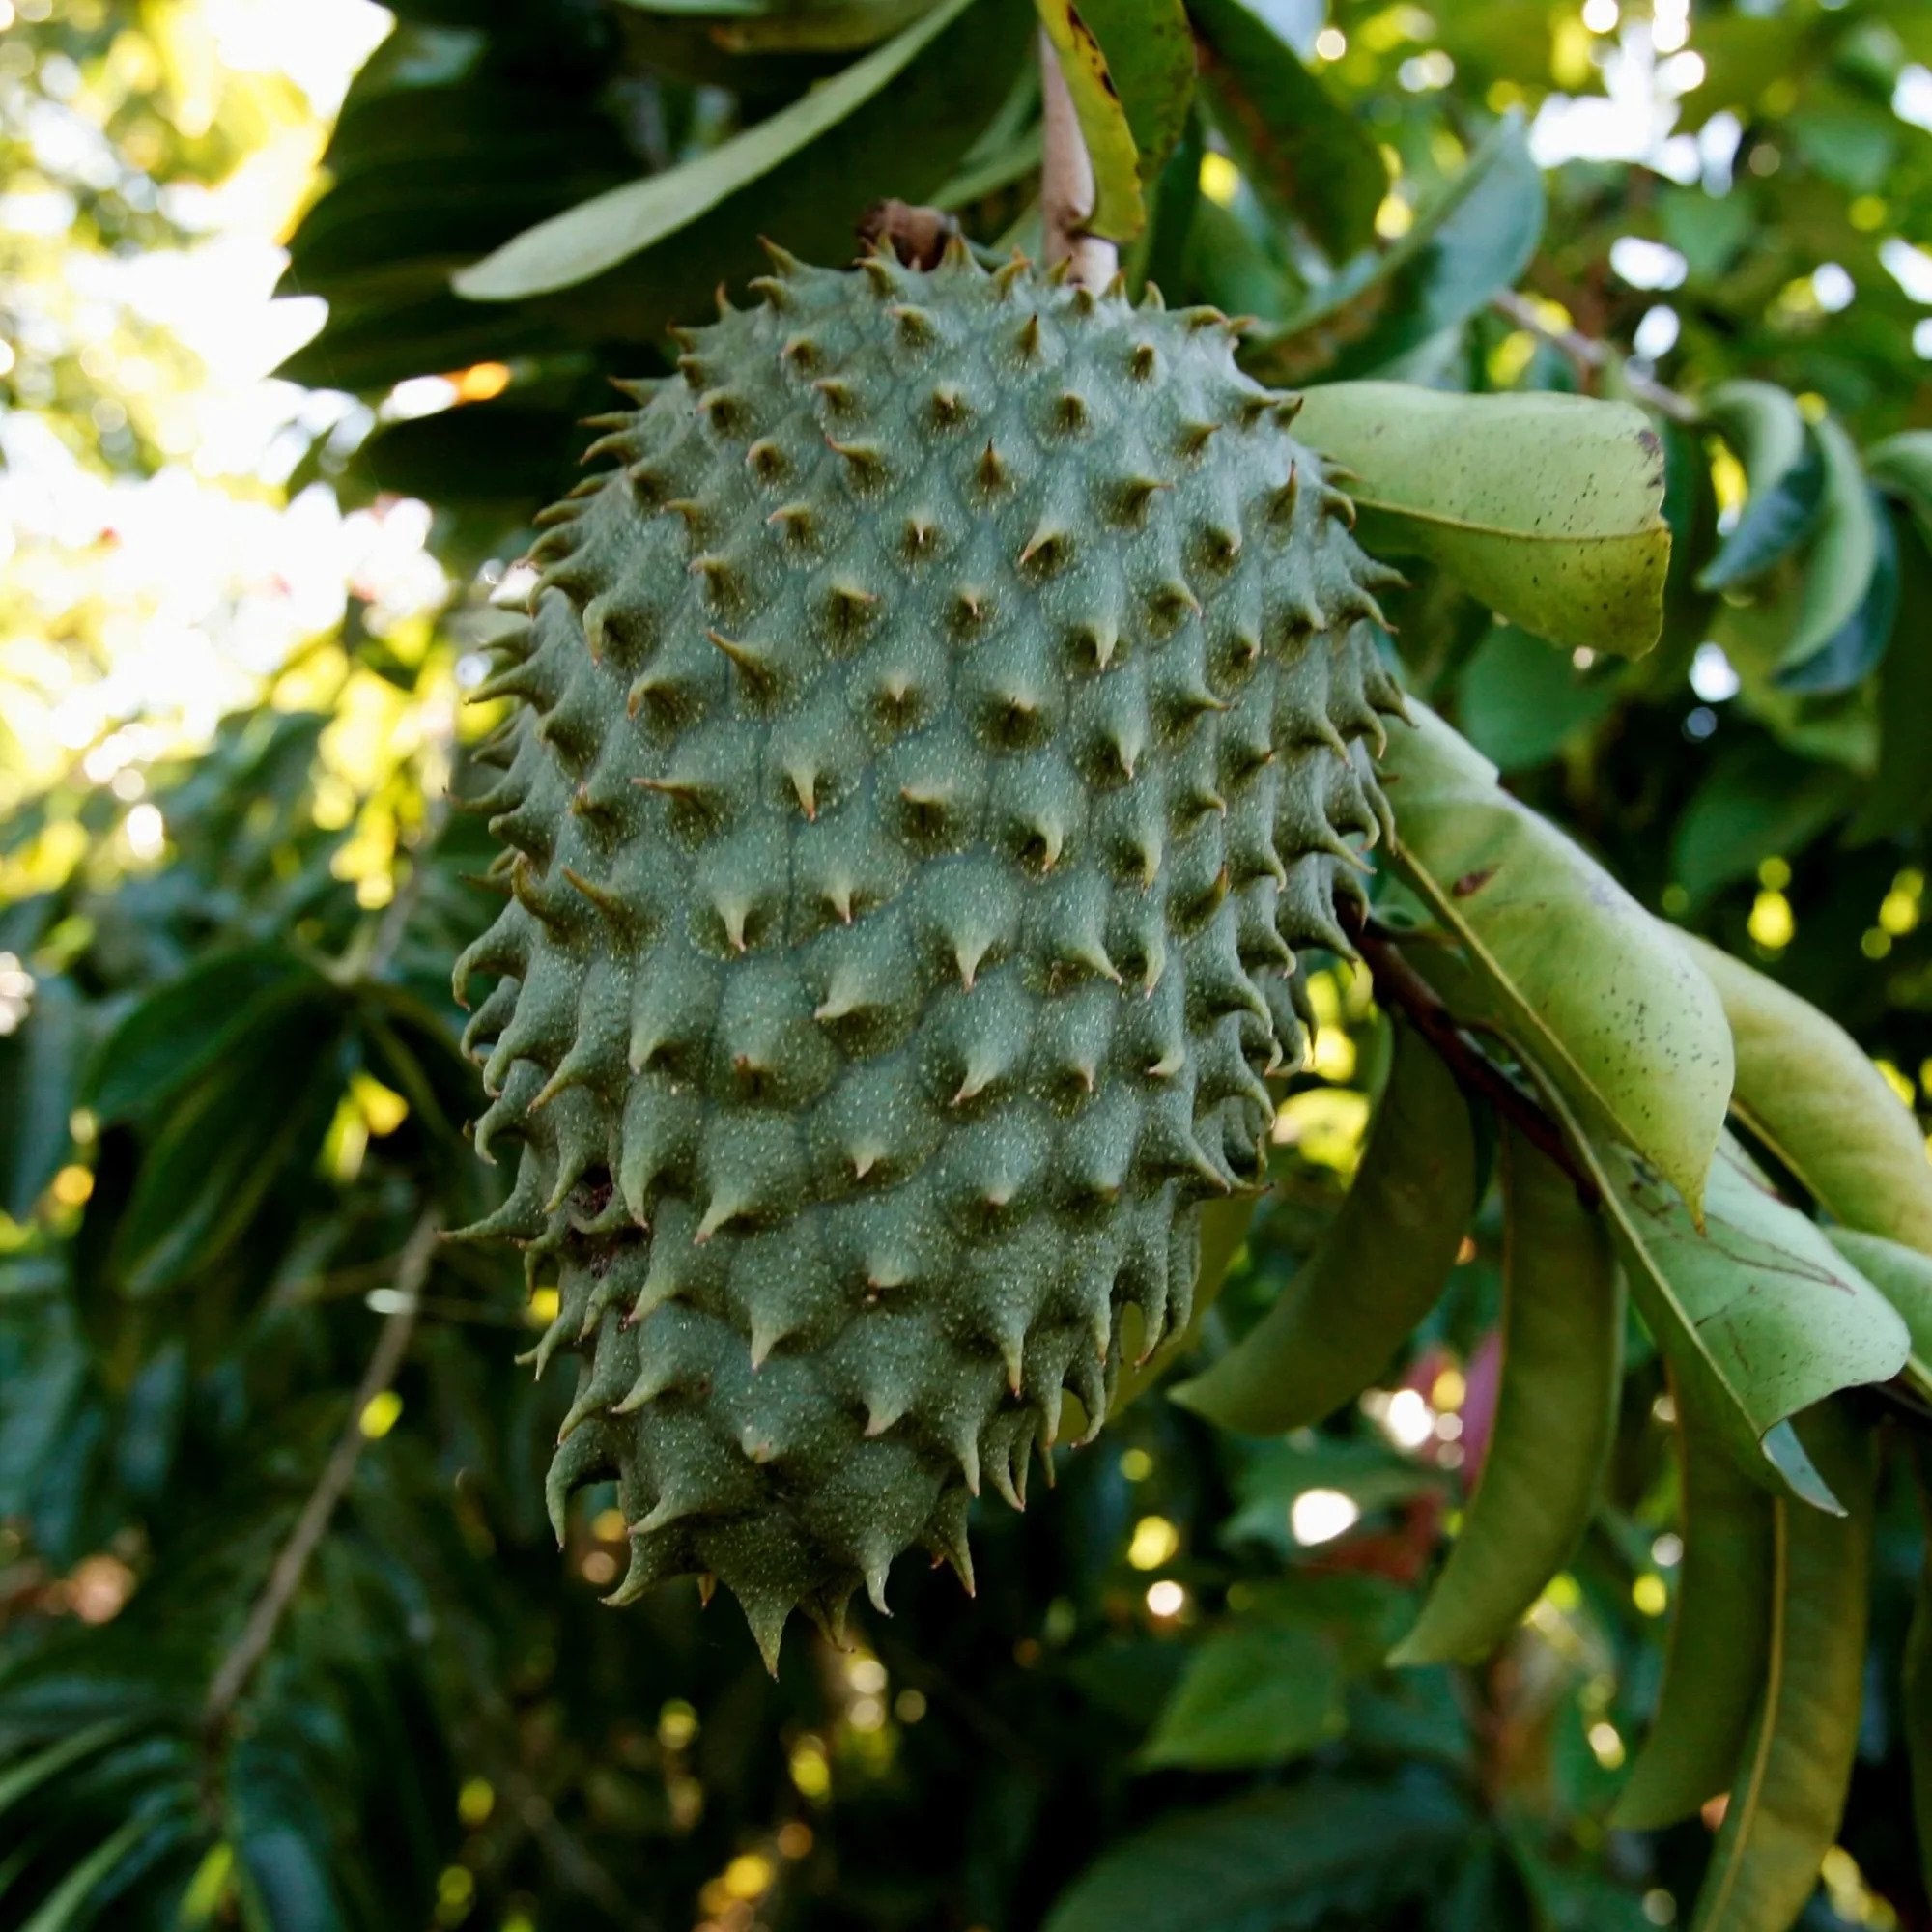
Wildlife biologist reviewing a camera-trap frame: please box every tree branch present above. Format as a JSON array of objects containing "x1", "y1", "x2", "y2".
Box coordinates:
[
  {"x1": 1489, "y1": 288, "x2": 1700, "y2": 425},
  {"x1": 1037, "y1": 27, "x2": 1119, "y2": 289},
  {"x1": 204, "y1": 1211, "x2": 440, "y2": 1737},
  {"x1": 1340, "y1": 906, "x2": 1602, "y2": 1209}
]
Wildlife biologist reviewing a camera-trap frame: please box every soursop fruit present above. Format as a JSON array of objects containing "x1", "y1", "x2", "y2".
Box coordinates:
[{"x1": 453, "y1": 240, "x2": 1404, "y2": 1662}]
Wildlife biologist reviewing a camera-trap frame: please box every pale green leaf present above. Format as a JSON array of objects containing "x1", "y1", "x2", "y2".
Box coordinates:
[
  {"x1": 1681, "y1": 932, "x2": 1932, "y2": 1256},
  {"x1": 1825, "y1": 1228, "x2": 1932, "y2": 1400},
  {"x1": 1293, "y1": 384, "x2": 1668, "y2": 657},
  {"x1": 1384, "y1": 702, "x2": 1732, "y2": 1211}
]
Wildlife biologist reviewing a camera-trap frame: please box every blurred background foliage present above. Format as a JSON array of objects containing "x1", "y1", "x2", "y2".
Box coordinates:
[{"x1": 3, "y1": 0, "x2": 1932, "y2": 1926}]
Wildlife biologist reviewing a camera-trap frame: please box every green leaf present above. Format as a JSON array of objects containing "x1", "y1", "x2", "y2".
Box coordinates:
[
  {"x1": 1776, "y1": 489, "x2": 1898, "y2": 694},
  {"x1": 86, "y1": 946, "x2": 322, "y2": 1123},
  {"x1": 1776, "y1": 416, "x2": 1880, "y2": 671},
  {"x1": 455, "y1": 0, "x2": 993, "y2": 298},
  {"x1": 1906, "y1": 1452, "x2": 1932, "y2": 1910},
  {"x1": 1611, "y1": 1385, "x2": 1776, "y2": 1829},
  {"x1": 1138, "y1": 1625, "x2": 1346, "y2": 1770},
  {"x1": 0, "y1": 1720, "x2": 131, "y2": 1824},
  {"x1": 18, "y1": 1813, "x2": 155, "y2": 1932},
  {"x1": 1171, "y1": 1025, "x2": 1476, "y2": 1433},
  {"x1": 1041, "y1": 1778, "x2": 1466, "y2": 1932},
  {"x1": 1580, "y1": 1130, "x2": 1906, "y2": 1503},
  {"x1": 0, "y1": 975, "x2": 84, "y2": 1223},
  {"x1": 1242, "y1": 114, "x2": 1544, "y2": 385},
  {"x1": 1680, "y1": 933, "x2": 1932, "y2": 1256},
  {"x1": 1293, "y1": 384, "x2": 1669, "y2": 658},
  {"x1": 1036, "y1": 0, "x2": 1147, "y2": 241},
  {"x1": 1867, "y1": 428, "x2": 1932, "y2": 542},
  {"x1": 1383, "y1": 703, "x2": 1732, "y2": 1212},
  {"x1": 1824, "y1": 1230, "x2": 1932, "y2": 1399},
  {"x1": 1697, "y1": 383, "x2": 1825, "y2": 591},
  {"x1": 705, "y1": 0, "x2": 944, "y2": 52},
  {"x1": 1390, "y1": 1130, "x2": 1621, "y2": 1666},
  {"x1": 1188, "y1": 0, "x2": 1386, "y2": 261},
  {"x1": 1668, "y1": 740, "x2": 1857, "y2": 909},
  {"x1": 1108, "y1": 1190, "x2": 1256, "y2": 1414},
  {"x1": 1690, "y1": 1405, "x2": 1876, "y2": 1932},
  {"x1": 110, "y1": 998, "x2": 349, "y2": 1296},
  {"x1": 1848, "y1": 513, "x2": 1932, "y2": 841},
  {"x1": 1455, "y1": 624, "x2": 1623, "y2": 773},
  {"x1": 1073, "y1": 0, "x2": 1196, "y2": 184}
]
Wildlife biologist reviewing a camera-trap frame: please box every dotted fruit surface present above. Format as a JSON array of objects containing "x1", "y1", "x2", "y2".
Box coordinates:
[{"x1": 454, "y1": 243, "x2": 1403, "y2": 1662}]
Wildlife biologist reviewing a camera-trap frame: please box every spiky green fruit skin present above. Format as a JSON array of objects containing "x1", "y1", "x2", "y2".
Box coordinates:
[{"x1": 453, "y1": 246, "x2": 1403, "y2": 1663}]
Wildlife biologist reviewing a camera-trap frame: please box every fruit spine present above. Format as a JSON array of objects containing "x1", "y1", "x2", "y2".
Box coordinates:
[{"x1": 452, "y1": 240, "x2": 1404, "y2": 1662}]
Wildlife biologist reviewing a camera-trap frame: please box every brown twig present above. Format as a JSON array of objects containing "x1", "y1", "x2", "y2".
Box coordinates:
[
  {"x1": 1341, "y1": 906, "x2": 1602, "y2": 1209},
  {"x1": 1037, "y1": 26, "x2": 1119, "y2": 289},
  {"x1": 857, "y1": 199, "x2": 961, "y2": 269},
  {"x1": 1489, "y1": 287, "x2": 1700, "y2": 425},
  {"x1": 204, "y1": 1212, "x2": 440, "y2": 1737}
]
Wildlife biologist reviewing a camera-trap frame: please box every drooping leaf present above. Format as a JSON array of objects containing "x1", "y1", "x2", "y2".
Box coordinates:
[
  {"x1": 1138, "y1": 1624, "x2": 1346, "y2": 1770},
  {"x1": 455, "y1": 0, "x2": 1005, "y2": 298},
  {"x1": 1294, "y1": 384, "x2": 1669, "y2": 657},
  {"x1": 1698, "y1": 383, "x2": 1825, "y2": 591},
  {"x1": 1611, "y1": 1382, "x2": 1776, "y2": 1829},
  {"x1": 1579, "y1": 1131, "x2": 1906, "y2": 1504},
  {"x1": 1188, "y1": 0, "x2": 1385, "y2": 261},
  {"x1": 1847, "y1": 514, "x2": 1932, "y2": 841},
  {"x1": 1776, "y1": 489, "x2": 1898, "y2": 694},
  {"x1": 1035, "y1": 0, "x2": 1149, "y2": 240},
  {"x1": 1689, "y1": 1405, "x2": 1876, "y2": 1932},
  {"x1": 0, "y1": 974, "x2": 84, "y2": 1223},
  {"x1": 1776, "y1": 415, "x2": 1881, "y2": 671},
  {"x1": 1172, "y1": 1025, "x2": 1476, "y2": 1433},
  {"x1": 1824, "y1": 1230, "x2": 1932, "y2": 1399},
  {"x1": 1391, "y1": 1129, "x2": 1621, "y2": 1666},
  {"x1": 1042, "y1": 1778, "x2": 1466, "y2": 1932},
  {"x1": 1681, "y1": 933, "x2": 1932, "y2": 1255},
  {"x1": 1383, "y1": 703, "x2": 1732, "y2": 1212},
  {"x1": 1242, "y1": 114, "x2": 1544, "y2": 385}
]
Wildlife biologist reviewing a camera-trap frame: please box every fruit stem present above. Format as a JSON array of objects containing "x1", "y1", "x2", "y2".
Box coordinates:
[{"x1": 1038, "y1": 26, "x2": 1120, "y2": 289}]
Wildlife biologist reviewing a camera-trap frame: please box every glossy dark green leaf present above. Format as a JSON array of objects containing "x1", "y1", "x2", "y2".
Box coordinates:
[
  {"x1": 1391, "y1": 1130, "x2": 1621, "y2": 1665},
  {"x1": 1243, "y1": 114, "x2": 1543, "y2": 385},
  {"x1": 86, "y1": 946, "x2": 322, "y2": 1123},
  {"x1": 1611, "y1": 1386, "x2": 1775, "y2": 1828},
  {"x1": 457, "y1": 0, "x2": 999, "y2": 298},
  {"x1": 1698, "y1": 384, "x2": 1825, "y2": 591},
  {"x1": 109, "y1": 999, "x2": 349, "y2": 1297},
  {"x1": 1668, "y1": 739, "x2": 1857, "y2": 908},
  {"x1": 1171, "y1": 1025, "x2": 1476, "y2": 1433},
  {"x1": 1042, "y1": 1778, "x2": 1466, "y2": 1932},
  {"x1": 1138, "y1": 1625, "x2": 1345, "y2": 1770},
  {"x1": 1689, "y1": 1405, "x2": 1877, "y2": 1931},
  {"x1": 1847, "y1": 514, "x2": 1932, "y2": 841},
  {"x1": 1456, "y1": 624, "x2": 1623, "y2": 772},
  {"x1": 0, "y1": 974, "x2": 84, "y2": 1222},
  {"x1": 1776, "y1": 490, "x2": 1897, "y2": 693},
  {"x1": 1189, "y1": 0, "x2": 1385, "y2": 261}
]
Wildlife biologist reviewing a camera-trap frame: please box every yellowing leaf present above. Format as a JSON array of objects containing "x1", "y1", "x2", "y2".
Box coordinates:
[{"x1": 1035, "y1": 0, "x2": 1146, "y2": 241}]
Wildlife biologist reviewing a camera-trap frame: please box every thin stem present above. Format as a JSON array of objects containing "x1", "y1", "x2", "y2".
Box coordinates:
[
  {"x1": 1342, "y1": 906, "x2": 1602, "y2": 1209},
  {"x1": 1490, "y1": 288, "x2": 1700, "y2": 425},
  {"x1": 203, "y1": 1211, "x2": 440, "y2": 1736},
  {"x1": 1037, "y1": 27, "x2": 1119, "y2": 289}
]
